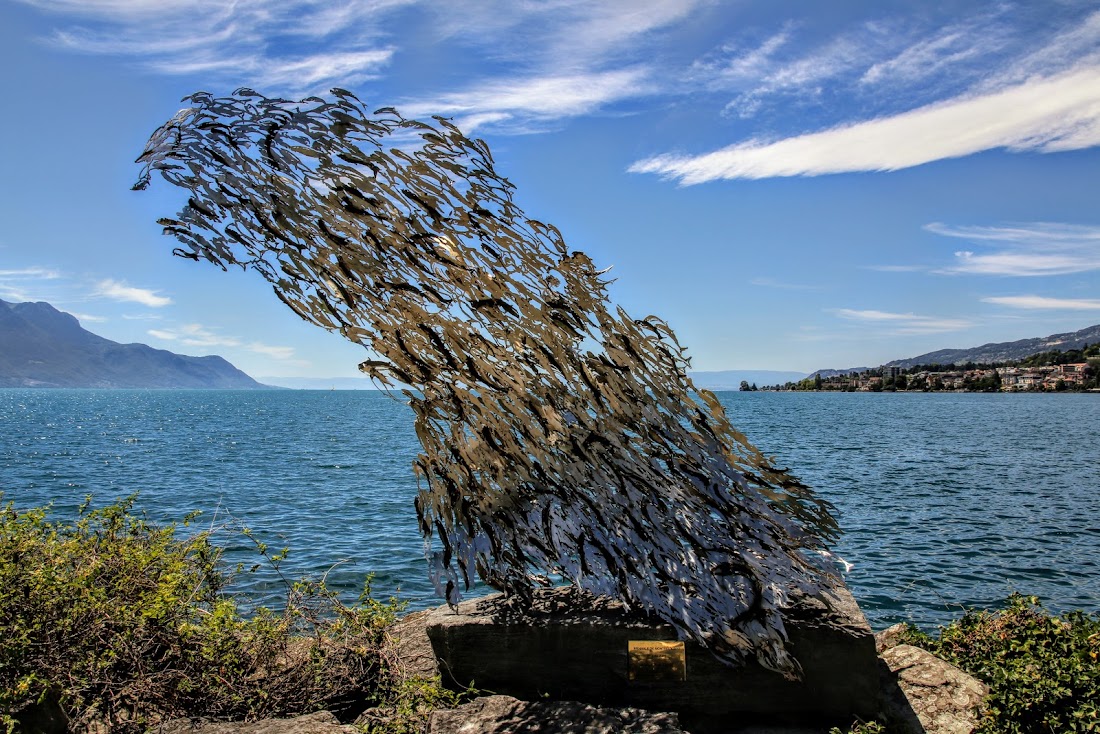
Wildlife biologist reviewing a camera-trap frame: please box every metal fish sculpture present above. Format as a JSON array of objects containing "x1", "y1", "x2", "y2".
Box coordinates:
[{"x1": 134, "y1": 88, "x2": 839, "y2": 677}]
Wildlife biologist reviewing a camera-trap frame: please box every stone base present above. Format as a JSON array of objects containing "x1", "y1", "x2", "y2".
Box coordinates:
[
  {"x1": 428, "y1": 695, "x2": 686, "y2": 734},
  {"x1": 423, "y1": 585, "x2": 879, "y2": 731}
]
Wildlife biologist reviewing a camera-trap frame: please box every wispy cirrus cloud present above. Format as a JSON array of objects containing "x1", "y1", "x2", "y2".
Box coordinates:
[
  {"x1": 859, "y1": 11, "x2": 1013, "y2": 89},
  {"x1": 149, "y1": 324, "x2": 295, "y2": 359},
  {"x1": 691, "y1": 5, "x2": 1019, "y2": 121},
  {"x1": 248, "y1": 342, "x2": 297, "y2": 360},
  {"x1": 929, "y1": 222, "x2": 1100, "y2": 276},
  {"x1": 19, "y1": 0, "x2": 698, "y2": 128},
  {"x1": 16, "y1": 0, "x2": 409, "y2": 93},
  {"x1": 0, "y1": 268, "x2": 64, "y2": 302},
  {"x1": 94, "y1": 279, "x2": 172, "y2": 307},
  {"x1": 148, "y1": 324, "x2": 237, "y2": 348},
  {"x1": 427, "y1": 0, "x2": 700, "y2": 68},
  {"x1": 982, "y1": 295, "x2": 1100, "y2": 311},
  {"x1": 402, "y1": 68, "x2": 653, "y2": 132},
  {"x1": 698, "y1": 27, "x2": 870, "y2": 119},
  {"x1": 834, "y1": 308, "x2": 971, "y2": 334},
  {"x1": 68, "y1": 311, "x2": 107, "y2": 323},
  {"x1": 631, "y1": 62, "x2": 1100, "y2": 183},
  {"x1": 403, "y1": 0, "x2": 700, "y2": 131},
  {"x1": 0, "y1": 267, "x2": 61, "y2": 279},
  {"x1": 634, "y1": 7, "x2": 1100, "y2": 183}
]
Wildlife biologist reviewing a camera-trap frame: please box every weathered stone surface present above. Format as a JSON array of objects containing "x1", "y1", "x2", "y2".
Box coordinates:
[
  {"x1": 875, "y1": 623, "x2": 909, "y2": 653},
  {"x1": 389, "y1": 607, "x2": 442, "y2": 681},
  {"x1": 879, "y1": 644, "x2": 988, "y2": 734},
  {"x1": 424, "y1": 585, "x2": 878, "y2": 731},
  {"x1": 155, "y1": 711, "x2": 357, "y2": 734},
  {"x1": 428, "y1": 694, "x2": 685, "y2": 733}
]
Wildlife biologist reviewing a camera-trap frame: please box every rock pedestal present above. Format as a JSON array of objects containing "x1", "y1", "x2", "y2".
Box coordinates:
[
  {"x1": 876, "y1": 636, "x2": 989, "y2": 734},
  {"x1": 423, "y1": 585, "x2": 879, "y2": 731}
]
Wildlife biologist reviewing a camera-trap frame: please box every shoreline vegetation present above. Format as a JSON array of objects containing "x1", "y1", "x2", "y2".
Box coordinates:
[
  {"x1": 3, "y1": 499, "x2": 1097, "y2": 733},
  {"x1": 0, "y1": 496, "x2": 466, "y2": 734},
  {"x1": 745, "y1": 343, "x2": 1100, "y2": 393}
]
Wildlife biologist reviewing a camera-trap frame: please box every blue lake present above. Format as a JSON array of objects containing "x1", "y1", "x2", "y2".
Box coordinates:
[{"x1": 2, "y1": 389, "x2": 1097, "y2": 630}]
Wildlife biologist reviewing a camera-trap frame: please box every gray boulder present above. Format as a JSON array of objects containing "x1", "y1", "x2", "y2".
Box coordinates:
[
  {"x1": 155, "y1": 711, "x2": 357, "y2": 734},
  {"x1": 428, "y1": 694, "x2": 685, "y2": 733},
  {"x1": 874, "y1": 622, "x2": 910, "y2": 653},
  {"x1": 879, "y1": 644, "x2": 988, "y2": 734},
  {"x1": 424, "y1": 585, "x2": 879, "y2": 731}
]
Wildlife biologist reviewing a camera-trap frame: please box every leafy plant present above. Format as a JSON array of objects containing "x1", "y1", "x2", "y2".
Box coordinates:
[
  {"x1": 0, "y1": 495, "x2": 462, "y2": 733},
  {"x1": 900, "y1": 594, "x2": 1100, "y2": 733}
]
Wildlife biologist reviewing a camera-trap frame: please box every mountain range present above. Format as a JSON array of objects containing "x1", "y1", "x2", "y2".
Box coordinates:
[
  {"x1": 883, "y1": 324, "x2": 1100, "y2": 369},
  {"x1": 0, "y1": 298, "x2": 264, "y2": 389},
  {"x1": 4, "y1": 296, "x2": 1096, "y2": 390},
  {"x1": 811, "y1": 323, "x2": 1100, "y2": 377}
]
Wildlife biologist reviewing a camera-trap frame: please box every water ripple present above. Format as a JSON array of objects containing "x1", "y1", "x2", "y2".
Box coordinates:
[{"x1": 2, "y1": 389, "x2": 1098, "y2": 629}]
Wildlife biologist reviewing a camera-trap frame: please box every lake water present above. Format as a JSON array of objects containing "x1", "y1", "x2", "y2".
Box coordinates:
[{"x1": 2, "y1": 389, "x2": 1097, "y2": 631}]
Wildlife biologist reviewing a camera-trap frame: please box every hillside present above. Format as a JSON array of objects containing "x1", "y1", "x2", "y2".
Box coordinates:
[
  {"x1": 882, "y1": 324, "x2": 1100, "y2": 368},
  {"x1": 0, "y1": 298, "x2": 265, "y2": 388}
]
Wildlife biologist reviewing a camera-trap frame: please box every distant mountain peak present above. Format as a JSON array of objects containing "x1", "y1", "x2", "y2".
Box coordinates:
[
  {"x1": 884, "y1": 324, "x2": 1100, "y2": 369},
  {"x1": 870, "y1": 324, "x2": 1100, "y2": 371},
  {"x1": 0, "y1": 298, "x2": 265, "y2": 389}
]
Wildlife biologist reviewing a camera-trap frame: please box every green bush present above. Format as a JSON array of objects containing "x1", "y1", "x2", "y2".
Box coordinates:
[
  {"x1": 901, "y1": 594, "x2": 1100, "y2": 733},
  {"x1": 0, "y1": 496, "x2": 458, "y2": 733}
]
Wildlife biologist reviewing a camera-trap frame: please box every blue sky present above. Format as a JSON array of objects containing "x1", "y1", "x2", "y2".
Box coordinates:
[{"x1": 2, "y1": 0, "x2": 1099, "y2": 378}]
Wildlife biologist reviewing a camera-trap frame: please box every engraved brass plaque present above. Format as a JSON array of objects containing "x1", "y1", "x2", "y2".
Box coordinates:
[{"x1": 628, "y1": 640, "x2": 686, "y2": 682}]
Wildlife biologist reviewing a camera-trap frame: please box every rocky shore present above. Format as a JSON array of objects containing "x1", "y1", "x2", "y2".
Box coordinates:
[{"x1": 152, "y1": 588, "x2": 988, "y2": 734}]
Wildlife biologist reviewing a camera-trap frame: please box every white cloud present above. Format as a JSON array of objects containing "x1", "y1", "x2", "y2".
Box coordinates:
[
  {"x1": 834, "y1": 308, "x2": 971, "y2": 334},
  {"x1": 20, "y1": 0, "x2": 698, "y2": 126},
  {"x1": 148, "y1": 325, "x2": 295, "y2": 359},
  {"x1": 743, "y1": 34, "x2": 862, "y2": 93},
  {"x1": 929, "y1": 222, "x2": 1100, "y2": 276},
  {"x1": 148, "y1": 323, "x2": 237, "y2": 347},
  {"x1": 701, "y1": 28, "x2": 869, "y2": 119},
  {"x1": 94, "y1": 279, "x2": 172, "y2": 307},
  {"x1": 68, "y1": 311, "x2": 107, "y2": 323},
  {"x1": 947, "y1": 250, "x2": 1098, "y2": 277},
  {"x1": 0, "y1": 267, "x2": 63, "y2": 301},
  {"x1": 859, "y1": 10, "x2": 1012, "y2": 88},
  {"x1": 984, "y1": 10, "x2": 1100, "y2": 91},
  {"x1": 145, "y1": 49, "x2": 394, "y2": 89},
  {"x1": 926, "y1": 222, "x2": 1100, "y2": 245},
  {"x1": 248, "y1": 342, "x2": 296, "y2": 359},
  {"x1": 699, "y1": 28, "x2": 792, "y2": 83},
  {"x1": 982, "y1": 295, "x2": 1100, "y2": 311},
  {"x1": 403, "y1": 68, "x2": 653, "y2": 128},
  {"x1": 429, "y1": 0, "x2": 701, "y2": 68},
  {"x1": 693, "y1": 12, "x2": 1007, "y2": 119},
  {"x1": 630, "y1": 63, "x2": 1100, "y2": 183},
  {"x1": 0, "y1": 267, "x2": 61, "y2": 279},
  {"x1": 401, "y1": 0, "x2": 701, "y2": 130},
  {"x1": 17, "y1": 0, "x2": 409, "y2": 93},
  {"x1": 255, "y1": 50, "x2": 393, "y2": 88}
]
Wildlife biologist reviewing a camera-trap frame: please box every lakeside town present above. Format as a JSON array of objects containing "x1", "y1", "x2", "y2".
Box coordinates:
[{"x1": 754, "y1": 343, "x2": 1100, "y2": 392}]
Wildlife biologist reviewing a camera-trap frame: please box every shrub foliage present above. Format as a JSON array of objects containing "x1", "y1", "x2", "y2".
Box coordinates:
[
  {"x1": 902, "y1": 594, "x2": 1100, "y2": 733},
  {"x1": 0, "y1": 497, "x2": 451, "y2": 733}
]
